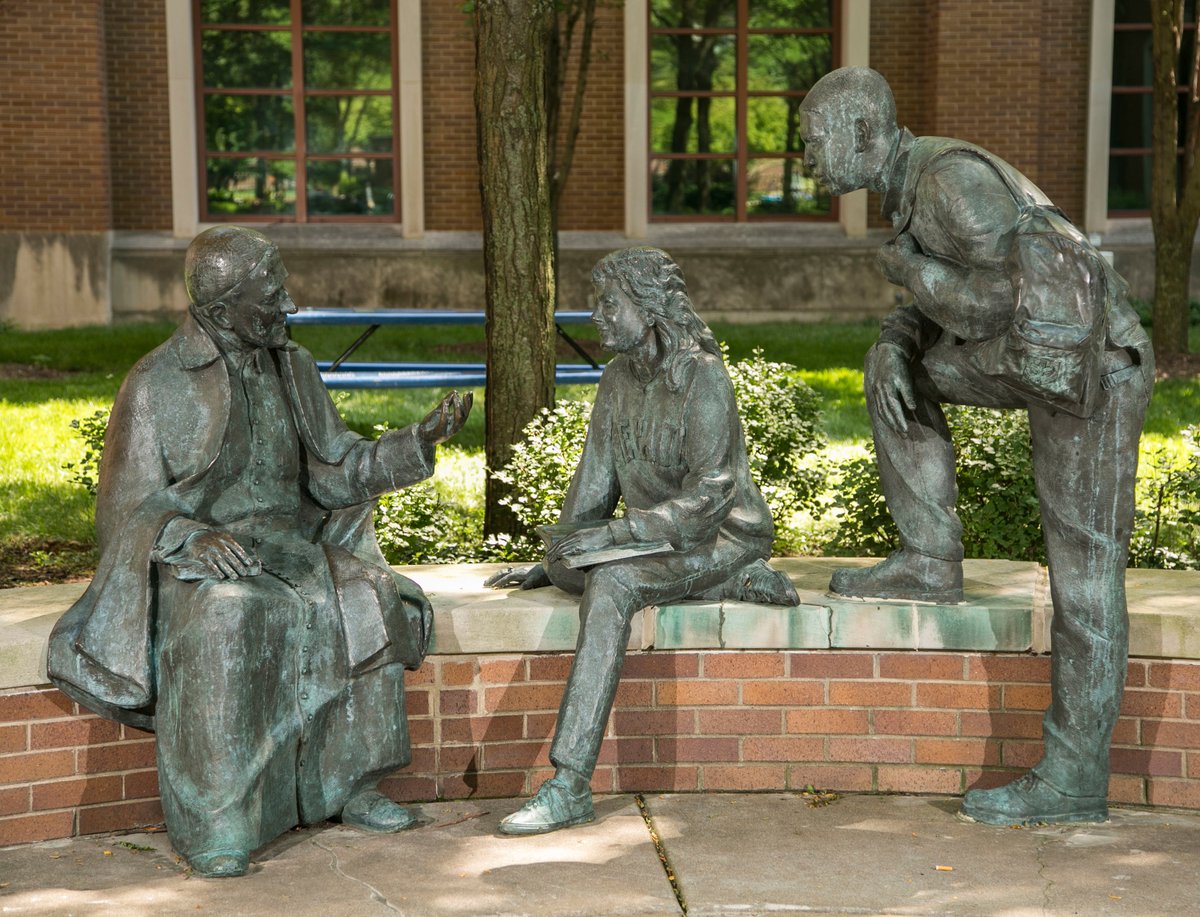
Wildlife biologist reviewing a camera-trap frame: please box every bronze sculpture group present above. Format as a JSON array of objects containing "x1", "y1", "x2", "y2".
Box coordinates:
[{"x1": 47, "y1": 66, "x2": 1153, "y2": 875}]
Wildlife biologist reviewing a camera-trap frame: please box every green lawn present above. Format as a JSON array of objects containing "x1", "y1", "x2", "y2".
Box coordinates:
[{"x1": 2, "y1": 317, "x2": 1196, "y2": 583}]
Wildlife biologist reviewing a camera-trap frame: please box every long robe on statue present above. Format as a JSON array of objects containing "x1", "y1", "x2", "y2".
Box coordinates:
[{"x1": 48, "y1": 315, "x2": 435, "y2": 860}]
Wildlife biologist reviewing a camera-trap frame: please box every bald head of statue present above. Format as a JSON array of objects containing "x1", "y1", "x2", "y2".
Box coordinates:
[
  {"x1": 799, "y1": 67, "x2": 900, "y2": 196},
  {"x1": 184, "y1": 225, "x2": 295, "y2": 349}
]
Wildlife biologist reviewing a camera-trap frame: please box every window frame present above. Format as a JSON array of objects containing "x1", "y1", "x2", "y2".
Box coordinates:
[
  {"x1": 646, "y1": 0, "x2": 841, "y2": 223},
  {"x1": 193, "y1": 0, "x2": 402, "y2": 224}
]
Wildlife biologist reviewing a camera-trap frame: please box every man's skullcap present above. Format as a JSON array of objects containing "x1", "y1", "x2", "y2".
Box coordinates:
[{"x1": 184, "y1": 225, "x2": 278, "y2": 307}]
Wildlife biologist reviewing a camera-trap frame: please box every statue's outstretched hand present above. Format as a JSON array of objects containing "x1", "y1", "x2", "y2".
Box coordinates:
[
  {"x1": 178, "y1": 530, "x2": 261, "y2": 580},
  {"x1": 417, "y1": 390, "x2": 473, "y2": 445},
  {"x1": 865, "y1": 342, "x2": 917, "y2": 434},
  {"x1": 483, "y1": 564, "x2": 551, "y2": 590}
]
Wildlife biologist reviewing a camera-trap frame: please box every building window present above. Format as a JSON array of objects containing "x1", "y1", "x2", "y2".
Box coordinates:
[
  {"x1": 1108, "y1": 0, "x2": 1194, "y2": 215},
  {"x1": 648, "y1": 0, "x2": 837, "y2": 221},
  {"x1": 195, "y1": 0, "x2": 399, "y2": 222}
]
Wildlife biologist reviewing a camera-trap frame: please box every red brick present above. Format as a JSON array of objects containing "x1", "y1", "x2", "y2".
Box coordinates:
[
  {"x1": 31, "y1": 776, "x2": 123, "y2": 811},
  {"x1": 616, "y1": 765, "x2": 699, "y2": 792},
  {"x1": 918, "y1": 682, "x2": 1000, "y2": 710},
  {"x1": 527, "y1": 656, "x2": 573, "y2": 681},
  {"x1": 596, "y1": 737, "x2": 655, "y2": 766},
  {"x1": 122, "y1": 725, "x2": 154, "y2": 741},
  {"x1": 828, "y1": 737, "x2": 913, "y2": 764},
  {"x1": 440, "y1": 660, "x2": 477, "y2": 686},
  {"x1": 406, "y1": 746, "x2": 436, "y2": 774},
  {"x1": 405, "y1": 663, "x2": 435, "y2": 686},
  {"x1": 963, "y1": 768, "x2": 1026, "y2": 791},
  {"x1": 0, "y1": 750, "x2": 75, "y2": 786},
  {"x1": 1107, "y1": 773, "x2": 1146, "y2": 805},
  {"x1": 1112, "y1": 717, "x2": 1140, "y2": 744},
  {"x1": 0, "y1": 690, "x2": 74, "y2": 722},
  {"x1": 78, "y1": 799, "x2": 164, "y2": 836},
  {"x1": 873, "y1": 709, "x2": 958, "y2": 736},
  {"x1": 613, "y1": 709, "x2": 695, "y2": 737},
  {"x1": 703, "y1": 764, "x2": 786, "y2": 791},
  {"x1": 1187, "y1": 694, "x2": 1200, "y2": 720},
  {"x1": 830, "y1": 681, "x2": 913, "y2": 708},
  {"x1": 589, "y1": 767, "x2": 616, "y2": 794},
  {"x1": 480, "y1": 658, "x2": 527, "y2": 684},
  {"x1": 702, "y1": 652, "x2": 785, "y2": 678},
  {"x1": 484, "y1": 741, "x2": 551, "y2": 770},
  {"x1": 408, "y1": 718, "x2": 435, "y2": 747},
  {"x1": 614, "y1": 681, "x2": 653, "y2": 707},
  {"x1": 1143, "y1": 720, "x2": 1200, "y2": 749},
  {"x1": 1120, "y1": 690, "x2": 1181, "y2": 718},
  {"x1": 483, "y1": 684, "x2": 564, "y2": 712},
  {"x1": 1003, "y1": 684, "x2": 1051, "y2": 711},
  {"x1": 1110, "y1": 747, "x2": 1183, "y2": 778},
  {"x1": 1147, "y1": 778, "x2": 1200, "y2": 809},
  {"x1": 440, "y1": 771, "x2": 527, "y2": 800},
  {"x1": 0, "y1": 811, "x2": 74, "y2": 848},
  {"x1": 1148, "y1": 663, "x2": 1200, "y2": 692},
  {"x1": 878, "y1": 654, "x2": 966, "y2": 680},
  {"x1": 525, "y1": 713, "x2": 560, "y2": 740},
  {"x1": 656, "y1": 681, "x2": 740, "y2": 706},
  {"x1": 788, "y1": 764, "x2": 873, "y2": 792},
  {"x1": 30, "y1": 718, "x2": 122, "y2": 750},
  {"x1": 379, "y1": 775, "x2": 437, "y2": 803},
  {"x1": 0, "y1": 725, "x2": 26, "y2": 754},
  {"x1": 622, "y1": 653, "x2": 700, "y2": 679},
  {"x1": 960, "y1": 712, "x2": 1043, "y2": 739},
  {"x1": 442, "y1": 714, "x2": 523, "y2": 745},
  {"x1": 916, "y1": 738, "x2": 999, "y2": 766},
  {"x1": 77, "y1": 741, "x2": 156, "y2": 775},
  {"x1": 439, "y1": 744, "x2": 483, "y2": 772},
  {"x1": 1125, "y1": 662, "x2": 1148, "y2": 688},
  {"x1": 123, "y1": 770, "x2": 159, "y2": 801},
  {"x1": 743, "y1": 736, "x2": 825, "y2": 762},
  {"x1": 877, "y1": 765, "x2": 962, "y2": 794},
  {"x1": 789, "y1": 653, "x2": 874, "y2": 679},
  {"x1": 406, "y1": 690, "x2": 431, "y2": 717},
  {"x1": 786, "y1": 709, "x2": 869, "y2": 735},
  {"x1": 1191, "y1": 753, "x2": 1200, "y2": 779},
  {"x1": 438, "y1": 689, "x2": 477, "y2": 716},
  {"x1": 1000, "y1": 740, "x2": 1043, "y2": 769},
  {"x1": 741, "y1": 680, "x2": 824, "y2": 707},
  {"x1": 698, "y1": 709, "x2": 783, "y2": 736},
  {"x1": 967, "y1": 656, "x2": 1049, "y2": 684},
  {"x1": 0, "y1": 787, "x2": 28, "y2": 817},
  {"x1": 656, "y1": 737, "x2": 739, "y2": 763}
]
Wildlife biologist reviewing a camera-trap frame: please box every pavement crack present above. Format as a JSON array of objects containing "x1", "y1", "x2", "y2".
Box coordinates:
[
  {"x1": 311, "y1": 835, "x2": 401, "y2": 914},
  {"x1": 636, "y1": 793, "x2": 688, "y2": 915},
  {"x1": 1034, "y1": 833, "x2": 1054, "y2": 915}
]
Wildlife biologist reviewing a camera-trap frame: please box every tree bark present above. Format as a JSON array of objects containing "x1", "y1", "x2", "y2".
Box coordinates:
[
  {"x1": 1150, "y1": 0, "x2": 1200, "y2": 355},
  {"x1": 475, "y1": 0, "x2": 557, "y2": 535}
]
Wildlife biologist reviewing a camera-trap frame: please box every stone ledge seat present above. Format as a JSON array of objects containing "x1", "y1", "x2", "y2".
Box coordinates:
[{"x1": 4, "y1": 557, "x2": 1198, "y2": 692}]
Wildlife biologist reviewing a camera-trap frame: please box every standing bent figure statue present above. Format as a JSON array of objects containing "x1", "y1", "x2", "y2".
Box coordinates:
[
  {"x1": 489, "y1": 247, "x2": 799, "y2": 835},
  {"x1": 800, "y1": 68, "x2": 1154, "y2": 825},
  {"x1": 48, "y1": 226, "x2": 471, "y2": 877}
]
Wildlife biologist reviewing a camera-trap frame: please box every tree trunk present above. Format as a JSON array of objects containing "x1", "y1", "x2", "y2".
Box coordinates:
[
  {"x1": 1150, "y1": 0, "x2": 1200, "y2": 355},
  {"x1": 475, "y1": 0, "x2": 557, "y2": 535}
]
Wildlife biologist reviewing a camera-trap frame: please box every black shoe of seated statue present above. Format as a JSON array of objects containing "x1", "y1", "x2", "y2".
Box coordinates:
[
  {"x1": 960, "y1": 773, "x2": 1108, "y2": 826},
  {"x1": 697, "y1": 559, "x2": 799, "y2": 607},
  {"x1": 829, "y1": 549, "x2": 963, "y2": 604}
]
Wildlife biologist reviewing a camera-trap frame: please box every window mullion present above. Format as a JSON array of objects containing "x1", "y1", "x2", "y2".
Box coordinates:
[
  {"x1": 292, "y1": 0, "x2": 307, "y2": 222},
  {"x1": 736, "y1": 0, "x2": 749, "y2": 221}
]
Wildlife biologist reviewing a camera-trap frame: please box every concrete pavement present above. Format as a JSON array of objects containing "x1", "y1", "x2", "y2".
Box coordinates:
[{"x1": 3, "y1": 792, "x2": 1199, "y2": 916}]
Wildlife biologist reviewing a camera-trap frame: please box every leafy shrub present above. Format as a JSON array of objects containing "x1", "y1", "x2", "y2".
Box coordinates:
[
  {"x1": 1129, "y1": 426, "x2": 1200, "y2": 569},
  {"x1": 63, "y1": 409, "x2": 110, "y2": 496},
  {"x1": 726, "y1": 348, "x2": 826, "y2": 538},
  {"x1": 827, "y1": 406, "x2": 1044, "y2": 562},
  {"x1": 374, "y1": 481, "x2": 479, "y2": 565}
]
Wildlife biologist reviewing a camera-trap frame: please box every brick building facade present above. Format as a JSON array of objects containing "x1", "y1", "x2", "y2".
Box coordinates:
[{"x1": 0, "y1": 1, "x2": 1159, "y2": 326}]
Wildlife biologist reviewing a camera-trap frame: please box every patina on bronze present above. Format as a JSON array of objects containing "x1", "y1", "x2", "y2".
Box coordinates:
[
  {"x1": 48, "y1": 226, "x2": 471, "y2": 878},
  {"x1": 800, "y1": 67, "x2": 1153, "y2": 825},
  {"x1": 488, "y1": 246, "x2": 799, "y2": 835}
]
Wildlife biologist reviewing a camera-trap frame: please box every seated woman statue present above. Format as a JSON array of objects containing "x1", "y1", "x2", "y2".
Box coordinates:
[
  {"x1": 490, "y1": 246, "x2": 798, "y2": 835},
  {"x1": 48, "y1": 226, "x2": 471, "y2": 877}
]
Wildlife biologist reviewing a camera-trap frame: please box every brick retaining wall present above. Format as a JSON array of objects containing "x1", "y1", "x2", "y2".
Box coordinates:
[{"x1": 5, "y1": 650, "x2": 1200, "y2": 848}]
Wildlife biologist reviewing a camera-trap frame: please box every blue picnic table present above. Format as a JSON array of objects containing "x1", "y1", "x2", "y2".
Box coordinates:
[{"x1": 286, "y1": 308, "x2": 604, "y2": 389}]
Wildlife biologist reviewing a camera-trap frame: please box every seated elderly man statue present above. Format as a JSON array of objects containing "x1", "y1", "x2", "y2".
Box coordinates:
[
  {"x1": 490, "y1": 246, "x2": 798, "y2": 835},
  {"x1": 799, "y1": 68, "x2": 1153, "y2": 825},
  {"x1": 48, "y1": 226, "x2": 471, "y2": 878}
]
